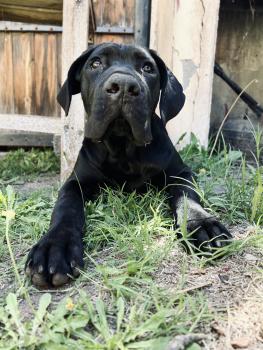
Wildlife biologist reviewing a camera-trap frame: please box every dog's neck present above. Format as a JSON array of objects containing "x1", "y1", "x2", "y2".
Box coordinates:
[
  {"x1": 103, "y1": 133, "x2": 137, "y2": 162},
  {"x1": 100, "y1": 118, "x2": 139, "y2": 160}
]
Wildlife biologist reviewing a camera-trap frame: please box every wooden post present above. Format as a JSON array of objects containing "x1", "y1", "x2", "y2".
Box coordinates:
[
  {"x1": 61, "y1": 0, "x2": 89, "y2": 181},
  {"x1": 0, "y1": 114, "x2": 61, "y2": 134},
  {"x1": 150, "y1": 0, "x2": 220, "y2": 148},
  {"x1": 134, "y1": 0, "x2": 151, "y2": 47}
]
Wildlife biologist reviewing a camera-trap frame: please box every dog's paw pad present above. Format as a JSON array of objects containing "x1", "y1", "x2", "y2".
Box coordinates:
[
  {"x1": 25, "y1": 233, "x2": 84, "y2": 288},
  {"x1": 32, "y1": 273, "x2": 48, "y2": 288},
  {"x1": 52, "y1": 273, "x2": 70, "y2": 287}
]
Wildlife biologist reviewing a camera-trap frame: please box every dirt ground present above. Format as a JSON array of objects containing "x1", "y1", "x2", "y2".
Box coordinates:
[
  {"x1": 154, "y1": 225, "x2": 263, "y2": 350},
  {"x1": 1, "y1": 175, "x2": 262, "y2": 350}
]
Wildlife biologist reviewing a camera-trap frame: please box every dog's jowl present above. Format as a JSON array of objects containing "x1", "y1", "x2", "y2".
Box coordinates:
[{"x1": 25, "y1": 43, "x2": 232, "y2": 287}]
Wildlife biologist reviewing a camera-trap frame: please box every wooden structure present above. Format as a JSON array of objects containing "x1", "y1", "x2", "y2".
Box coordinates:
[
  {"x1": 0, "y1": 1, "x2": 95, "y2": 150},
  {"x1": 0, "y1": 23, "x2": 63, "y2": 148},
  {"x1": 150, "y1": 0, "x2": 220, "y2": 148},
  {"x1": 0, "y1": 0, "x2": 220, "y2": 172},
  {"x1": 93, "y1": 0, "x2": 135, "y2": 44},
  {"x1": 0, "y1": 24, "x2": 62, "y2": 117},
  {"x1": 0, "y1": 0, "x2": 154, "y2": 150},
  {"x1": 0, "y1": 1, "x2": 64, "y2": 146},
  {"x1": 60, "y1": 0, "x2": 90, "y2": 179},
  {"x1": 0, "y1": 0, "x2": 223, "y2": 178},
  {"x1": 212, "y1": 0, "x2": 263, "y2": 128},
  {"x1": 0, "y1": 0, "x2": 147, "y2": 179},
  {"x1": 0, "y1": 0, "x2": 63, "y2": 25}
]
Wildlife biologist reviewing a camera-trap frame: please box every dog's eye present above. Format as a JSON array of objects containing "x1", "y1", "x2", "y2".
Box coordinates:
[
  {"x1": 142, "y1": 63, "x2": 153, "y2": 73},
  {"x1": 90, "y1": 59, "x2": 102, "y2": 69}
]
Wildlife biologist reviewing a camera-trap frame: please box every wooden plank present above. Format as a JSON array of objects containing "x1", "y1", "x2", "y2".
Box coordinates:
[
  {"x1": 150, "y1": 0, "x2": 220, "y2": 148},
  {"x1": 134, "y1": 0, "x2": 151, "y2": 46},
  {"x1": 34, "y1": 33, "x2": 58, "y2": 116},
  {"x1": 0, "y1": 114, "x2": 61, "y2": 134},
  {"x1": 56, "y1": 33, "x2": 62, "y2": 116},
  {"x1": 0, "y1": 1, "x2": 62, "y2": 10},
  {"x1": 94, "y1": 33, "x2": 134, "y2": 44},
  {"x1": 12, "y1": 32, "x2": 34, "y2": 115},
  {"x1": 0, "y1": 132, "x2": 54, "y2": 147},
  {"x1": 61, "y1": 0, "x2": 89, "y2": 181},
  {"x1": 33, "y1": 33, "x2": 46, "y2": 116},
  {"x1": 0, "y1": 3, "x2": 62, "y2": 25},
  {"x1": 93, "y1": 0, "x2": 134, "y2": 28},
  {"x1": 0, "y1": 21, "x2": 62, "y2": 32},
  {"x1": 47, "y1": 33, "x2": 58, "y2": 116},
  {"x1": 0, "y1": 2, "x2": 95, "y2": 30},
  {"x1": 0, "y1": 32, "x2": 14, "y2": 114},
  {"x1": 0, "y1": 31, "x2": 61, "y2": 117},
  {"x1": 93, "y1": 0, "x2": 135, "y2": 45},
  {"x1": 95, "y1": 25, "x2": 133, "y2": 34}
]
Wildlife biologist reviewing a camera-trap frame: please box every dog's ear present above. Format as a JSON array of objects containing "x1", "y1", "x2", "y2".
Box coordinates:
[
  {"x1": 150, "y1": 50, "x2": 185, "y2": 125},
  {"x1": 57, "y1": 45, "x2": 100, "y2": 115}
]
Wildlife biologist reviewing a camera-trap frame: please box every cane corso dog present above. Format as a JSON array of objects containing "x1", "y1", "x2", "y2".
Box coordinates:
[{"x1": 25, "y1": 43, "x2": 232, "y2": 287}]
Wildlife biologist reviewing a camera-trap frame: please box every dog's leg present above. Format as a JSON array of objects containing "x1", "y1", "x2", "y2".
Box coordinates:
[
  {"x1": 25, "y1": 177, "x2": 94, "y2": 288},
  {"x1": 166, "y1": 156, "x2": 232, "y2": 252}
]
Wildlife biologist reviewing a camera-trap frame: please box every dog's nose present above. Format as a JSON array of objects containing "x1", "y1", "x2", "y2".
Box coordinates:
[
  {"x1": 104, "y1": 74, "x2": 140, "y2": 97},
  {"x1": 106, "y1": 82, "x2": 120, "y2": 95},
  {"x1": 127, "y1": 83, "x2": 140, "y2": 96}
]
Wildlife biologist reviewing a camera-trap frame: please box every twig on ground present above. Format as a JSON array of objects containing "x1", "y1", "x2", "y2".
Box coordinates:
[
  {"x1": 167, "y1": 333, "x2": 207, "y2": 350},
  {"x1": 174, "y1": 281, "x2": 212, "y2": 295}
]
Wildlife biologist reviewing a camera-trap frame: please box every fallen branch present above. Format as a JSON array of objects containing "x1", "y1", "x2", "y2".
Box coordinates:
[
  {"x1": 214, "y1": 62, "x2": 263, "y2": 118},
  {"x1": 175, "y1": 281, "x2": 212, "y2": 294},
  {"x1": 167, "y1": 333, "x2": 208, "y2": 350}
]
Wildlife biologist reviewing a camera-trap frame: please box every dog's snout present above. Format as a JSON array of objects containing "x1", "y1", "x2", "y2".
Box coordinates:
[{"x1": 104, "y1": 74, "x2": 140, "y2": 97}]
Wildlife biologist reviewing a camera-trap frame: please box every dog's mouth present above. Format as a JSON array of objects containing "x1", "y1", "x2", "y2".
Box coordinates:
[
  {"x1": 91, "y1": 117, "x2": 152, "y2": 147},
  {"x1": 108, "y1": 118, "x2": 132, "y2": 136}
]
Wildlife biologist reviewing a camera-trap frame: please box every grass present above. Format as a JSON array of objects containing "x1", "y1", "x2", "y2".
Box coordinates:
[
  {"x1": 0, "y1": 149, "x2": 59, "y2": 183},
  {"x1": 180, "y1": 132, "x2": 263, "y2": 225},
  {"x1": 0, "y1": 132, "x2": 262, "y2": 349}
]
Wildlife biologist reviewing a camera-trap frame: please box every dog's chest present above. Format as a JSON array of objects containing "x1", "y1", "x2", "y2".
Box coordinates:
[
  {"x1": 104, "y1": 137, "x2": 141, "y2": 174},
  {"x1": 102, "y1": 137, "x2": 160, "y2": 188}
]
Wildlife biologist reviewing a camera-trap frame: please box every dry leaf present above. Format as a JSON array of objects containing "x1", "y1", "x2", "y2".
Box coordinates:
[
  {"x1": 231, "y1": 337, "x2": 250, "y2": 349},
  {"x1": 211, "y1": 322, "x2": 226, "y2": 336}
]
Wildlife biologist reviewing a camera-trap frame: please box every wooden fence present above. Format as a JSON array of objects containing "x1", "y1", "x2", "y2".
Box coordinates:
[
  {"x1": 0, "y1": 30, "x2": 61, "y2": 117},
  {"x1": 0, "y1": 0, "x2": 138, "y2": 150}
]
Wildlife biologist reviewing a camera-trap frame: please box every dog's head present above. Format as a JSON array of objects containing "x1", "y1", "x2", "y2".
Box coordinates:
[{"x1": 58, "y1": 43, "x2": 185, "y2": 146}]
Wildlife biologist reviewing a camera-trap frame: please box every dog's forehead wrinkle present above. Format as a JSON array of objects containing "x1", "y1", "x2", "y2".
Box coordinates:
[
  {"x1": 90, "y1": 43, "x2": 122, "y2": 59},
  {"x1": 91, "y1": 44, "x2": 152, "y2": 65},
  {"x1": 122, "y1": 45, "x2": 153, "y2": 63}
]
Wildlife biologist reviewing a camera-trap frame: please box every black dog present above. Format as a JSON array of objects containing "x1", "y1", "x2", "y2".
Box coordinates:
[{"x1": 25, "y1": 43, "x2": 231, "y2": 287}]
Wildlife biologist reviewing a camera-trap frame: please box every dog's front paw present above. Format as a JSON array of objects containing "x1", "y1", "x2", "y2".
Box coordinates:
[
  {"x1": 176, "y1": 197, "x2": 232, "y2": 252},
  {"x1": 25, "y1": 229, "x2": 84, "y2": 288}
]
